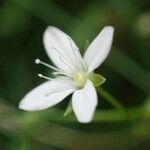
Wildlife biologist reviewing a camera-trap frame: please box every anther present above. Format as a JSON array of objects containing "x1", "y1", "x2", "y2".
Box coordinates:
[
  {"x1": 35, "y1": 58, "x2": 60, "y2": 72},
  {"x1": 35, "y1": 59, "x2": 40, "y2": 64},
  {"x1": 38, "y1": 73, "x2": 53, "y2": 80},
  {"x1": 38, "y1": 73, "x2": 43, "y2": 78}
]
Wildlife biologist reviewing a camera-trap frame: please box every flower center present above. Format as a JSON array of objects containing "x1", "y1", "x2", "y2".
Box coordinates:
[{"x1": 73, "y1": 72, "x2": 87, "y2": 88}]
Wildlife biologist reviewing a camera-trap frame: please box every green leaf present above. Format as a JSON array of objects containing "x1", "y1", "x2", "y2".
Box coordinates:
[
  {"x1": 90, "y1": 73, "x2": 106, "y2": 87},
  {"x1": 63, "y1": 101, "x2": 73, "y2": 117},
  {"x1": 142, "y1": 97, "x2": 150, "y2": 117}
]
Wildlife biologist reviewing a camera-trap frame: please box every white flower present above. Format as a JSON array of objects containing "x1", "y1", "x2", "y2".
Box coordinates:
[{"x1": 19, "y1": 26, "x2": 114, "y2": 123}]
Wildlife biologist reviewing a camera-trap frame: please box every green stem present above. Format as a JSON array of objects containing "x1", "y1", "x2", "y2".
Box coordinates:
[{"x1": 96, "y1": 87, "x2": 125, "y2": 112}]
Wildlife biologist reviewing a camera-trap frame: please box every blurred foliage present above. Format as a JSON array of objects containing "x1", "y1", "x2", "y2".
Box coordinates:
[{"x1": 0, "y1": 0, "x2": 150, "y2": 149}]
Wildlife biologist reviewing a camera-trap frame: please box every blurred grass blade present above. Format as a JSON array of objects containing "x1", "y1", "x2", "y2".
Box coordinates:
[
  {"x1": 11, "y1": 0, "x2": 75, "y2": 26},
  {"x1": 96, "y1": 87, "x2": 125, "y2": 112},
  {"x1": 142, "y1": 96, "x2": 150, "y2": 117},
  {"x1": 106, "y1": 48, "x2": 150, "y2": 93}
]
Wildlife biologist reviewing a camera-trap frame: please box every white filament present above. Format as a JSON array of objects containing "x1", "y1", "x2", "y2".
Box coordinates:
[
  {"x1": 35, "y1": 58, "x2": 60, "y2": 72},
  {"x1": 38, "y1": 73, "x2": 53, "y2": 80}
]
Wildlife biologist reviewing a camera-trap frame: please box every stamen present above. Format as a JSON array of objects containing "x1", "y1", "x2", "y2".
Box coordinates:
[
  {"x1": 59, "y1": 56, "x2": 74, "y2": 71},
  {"x1": 35, "y1": 58, "x2": 60, "y2": 72},
  {"x1": 52, "y1": 71, "x2": 72, "y2": 77},
  {"x1": 51, "y1": 46, "x2": 86, "y2": 73},
  {"x1": 67, "y1": 36, "x2": 77, "y2": 57},
  {"x1": 67, "y1": 36, "x2": 87, "y2": 72},
  {"x1": 81, "y1": 59, "x2": 88, "y2": 72},
  {"x1": 51, "y1": 47, "x2": 66, "y2": 59},
  {"x1": 38, "y1": 73, "x2": 53, "y2": 80},
  {"x1": 51, "y1": 47, "x2": 74, "y2": 71}
]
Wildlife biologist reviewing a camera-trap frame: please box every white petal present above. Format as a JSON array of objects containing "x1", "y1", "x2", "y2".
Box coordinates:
[
  {"x1": 19, "y1": 77, "x2": 75, "y2": 111},
  {"x1": 72, "y1": 80, "x2": 97, "y2": 123},
  {"x1": 43, "y1": 26, "x2": 83, "y2": 75},
  {"x1": 83, "y1": 26, "x2": 114, "y2": 72}
]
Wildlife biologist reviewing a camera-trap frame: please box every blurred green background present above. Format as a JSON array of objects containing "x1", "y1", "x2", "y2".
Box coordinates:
[{"x1": 0, "y1": 0, "x2": 150, "y2": 149}]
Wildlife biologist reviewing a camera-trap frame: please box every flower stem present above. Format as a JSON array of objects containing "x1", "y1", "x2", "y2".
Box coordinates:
[{"x1": 96, "y1": 87, "x2": 125, "y2": 112}]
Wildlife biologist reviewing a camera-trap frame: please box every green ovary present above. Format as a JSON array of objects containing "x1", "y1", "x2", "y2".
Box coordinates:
[{"x1": 73, "y1": 72, "x2": 87, "y2": 87}]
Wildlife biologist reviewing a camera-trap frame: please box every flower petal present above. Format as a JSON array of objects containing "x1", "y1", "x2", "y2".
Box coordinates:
[
  {"x1": 72, "y1": 80, "x2": 97, "y2": 123},
  {"x1": 43, "y1": 26, "x2": 83, "y2": 75},
  {"x1": 83, "y1": 26, "x2": 114, "y2": 72},
  {"x1": 19, "y1": 77, "x2": 75, "y2": 111}
]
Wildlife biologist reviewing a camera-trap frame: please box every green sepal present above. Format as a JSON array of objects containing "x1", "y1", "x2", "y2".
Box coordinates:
[
  {"x1": 63, "y1": 101, "x2": 73, "y2": 117},
  {"x1": 84, "y1": 39, "x2": 90, "y2": 50},
  {"x1": 90, "y1": 73, "x2": 106, "y2": 87}
]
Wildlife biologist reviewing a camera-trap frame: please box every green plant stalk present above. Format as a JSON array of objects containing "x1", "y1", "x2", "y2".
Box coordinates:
[{"x1": 96, "y1": 87, "x2": 125, "y2": 112}]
